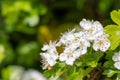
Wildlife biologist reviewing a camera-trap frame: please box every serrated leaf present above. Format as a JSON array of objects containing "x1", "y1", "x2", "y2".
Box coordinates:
[
  {"x1": 109, "y1": 35, "x2": 120, "y2": 50},
  {"x1": 105, "y1": 25, "x2": 120, "y2": 50},
  {"x1": 105, "y1": 25, "x2": 120, "y2": 35},
  {"x1": 103, "y1": 61, "x2": 114, "y2": 69},
  {"x1": 83, "y1": 51, "x2": 103, "y2": 67},
  {"x1": 111, "y1": 10, "x2": 120, "y2": 26}
]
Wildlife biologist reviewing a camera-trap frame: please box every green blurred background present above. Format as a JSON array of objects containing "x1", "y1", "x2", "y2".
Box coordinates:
[{"x1": 0, "y1": 0, "x2": 120, "y2": 79}]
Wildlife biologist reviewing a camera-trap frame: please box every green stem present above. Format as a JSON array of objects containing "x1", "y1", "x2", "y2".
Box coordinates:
[
  {"x1": 116, "y1": 73, "x2": 120, "y2": 80},
  {"x1": 89, "y1": 42, "x2": 93, "y2": 54},
  {"x1": 48, "y1": 67, "x2": 65, "y2": 80}
]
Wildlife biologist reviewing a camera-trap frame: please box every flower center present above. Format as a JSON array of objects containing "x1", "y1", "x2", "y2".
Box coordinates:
[
  {"x1": 74, "y1": 37, "x2": 78, "y2": 42},
  {"x1": 67, "y1": 52, "x2": 73, "y2": 57},
  {"x1": 98, "y1": 40, "x2": 104, "y2": 46},
  {"x1": 80, "y1": 42, "x2": 85, "y2": 50},
  {"x1": 88, "y1": 28, "x2": 93, "y2": 33}
]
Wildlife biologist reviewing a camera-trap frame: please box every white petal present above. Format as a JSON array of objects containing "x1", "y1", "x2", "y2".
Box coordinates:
[
  {"x1": 59, "y1": 53, "x2": 67, "y2": 61},
  {"x1": 112, "y1": 52, "x2": 120, "y2": 62},
  {"x1": 93, "y1": 42, "x2": 99, "y2": 51},
  {"x1": 42, "y1": 45, "x2": 48, "y2": 51},
  {"x1": 48, "y1": 59, "x2": 56, "y2": 66},
  {"x1": 66, "y1": 58, "x2": 75, "y2": 65},
  {"x1": 79, "y1": 19, "x2": 92, "y2": 30},
  {"x1": 74, "y1": 49, "x2": 81, "y2": 58},
  {"x1": 114, "y1": 62, "x2": 120, "y2": 70},
  {"x1": 81, "y1": 49, "x2": 87, "y2": 55},
  {"x1": 93, "y1": 21, "x2": 103, "y2": 30}
]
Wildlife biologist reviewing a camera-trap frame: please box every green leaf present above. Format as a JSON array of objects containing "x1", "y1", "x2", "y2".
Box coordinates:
[
  {"x1": 116, "y1": 73, "x2": 120, "y2": 80},
  {"x1": 105, "y1": 25, "x2": 120, "y2": 50},
  {"x1": 83, "y1": 51, "x2": 103, "y2": 67},
  {"x1": 103, "y1": 69, "x2": 117, "y2": 77},
  {"x1": 105, "y1": 25, "x2": 120, "y2": 35},
  {"x1": 109, "y1": 35, "x2": 120, "y2": 50},
  {"x1": 44, "y1": 69, "x2": 54, "y2": 78},
  {"x1": 66, "y1": 72, "x2": 80, "y2": 80},
  {"x1": 105, "y1": 51, "x2": 114, "y2": 60},
  {"x1": 103, "y1": 61, "x2": 114, "y2": 69},
  {"x1": 111, "y1": 10, "x2": 120, "y2": 26},
  {"x1": 48, "y1": 66, "x2": 65, "y2": 80}
]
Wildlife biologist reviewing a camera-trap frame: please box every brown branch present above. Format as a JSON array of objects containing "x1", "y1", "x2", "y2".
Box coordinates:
[{"x1": 87, "y1": 66, "x2": 104, "y2": 80}]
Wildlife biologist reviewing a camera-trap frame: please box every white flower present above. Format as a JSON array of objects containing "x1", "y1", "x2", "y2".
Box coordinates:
[
  {"x1": 40, "y1": 41, "x2": 58, "y2": 69},
  {"x1": 40, "y1": 53, "x2": 57, "y2": 69},
  {"x1": 79, "y1": 19, "x2": 92, "y2": 30},
  {"x1": 40, "y1": 18, "x2": 111, "y2": 67},
  {"x1": 112, "y1": 51, "x2": 120, "y2": 62},
  {"x1": 77, "y1": 38, "x2": 90, "y2": 55},
  {"x1": 58, "y1": 29, "x2": 90, "y2": 65},
  {"x1": 59, "y1": 38, "x2": 90, "y2": 65},
  {"x1": 93, "y1": 34, "x2": 110, "y2": 52},
  {"x1": 57, "y1": 29, "x2": 76, "y2": 46},
  {"x1": 79, "y1": 19, "x2": 104, "y2": 40},
  {"x1": 65, "y1": 32, "x2": 89, "y2": 51},
  {"x1": 59, "y1": 47, "x2": 77, "y2": 65},
  {"x1": 22, "y1": 69, "x2": 47, "y2": 80},
  {"x1": 114, "y1": 62, "x2": 120, "y2": 70},
  {"x1": 57, "y1": 29, "x2": 88, "y2": 47},
  {"x1": 112, "y1": 51, "x2": 120, "y2": 70},
  {"x1": 70, "y1": 38, "x2": 90, "y2": 55},
  {"x1": 41, "y1": 41, "x2": 58, "y2": 60}
]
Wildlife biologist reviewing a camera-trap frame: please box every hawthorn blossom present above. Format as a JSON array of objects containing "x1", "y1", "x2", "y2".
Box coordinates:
[
  {"x1": 59, "y1": 47, "x2": 78, "y2": 65},
  {"x1": 93, "y1": 34, "x2": 110, "y2": 52},
  {"x1": 73, "y1": 30, "x2": 90, "y2": 55},
  {"x1": 40, "y1": 41, "x2": 58, "y2": 69},
  {"x1": 59, "y1": 38, "x2": 90, "y2": 65},
  {"x1": 112, "y1": 51, "x2": 120, "y2": 62},
  {"x1": 79, "y1": 19, "x2": 92, "y2": 30},
  {"x1": 41, "y1": 41, "x2": 58, "y2": 60},
  {"x1": 79, "y1": 19, "x2": 104, "y2": 40},
  {"x1": 57, "y1": 29, "x2": 76, "y2": 46},
  {"x1": 112, "y1": 51, "x2": 120, "y2": 69},
  {"x1": 78, "y1": 39, "x2": 90, "y2": 54},
  {"x1": 40, "y1": 53, "x2": 57, "y2": 69},
  {"x1": 70, "y1": 37, "x2": 90, "y2": 55},
  {"x1": 114, "y1": 62, "x2": 120, "y2": 70},
  {"x1": 40, "y1": 18, "x2": 111, "y2": 67},
  {"x1": 66, "y1": 32, "x2": 90, "y2": 50},
  {"x1": 57, "y1": 29, "x2": 87, "y2": 47}
]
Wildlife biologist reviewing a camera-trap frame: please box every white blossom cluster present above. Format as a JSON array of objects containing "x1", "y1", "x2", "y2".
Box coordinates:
[
  {"x1": 40, "y1": 41, "x2": 58, "y2": 70},
  {"x1": 9, "y1": 66, "x2": 47, "y2": 80},
  {"x1": 40, "y1": 19, "x2": 110, "y2": 69},
  {"x1": 22, "y1": 69, "x2": 47, "y2": 80},
  {"x1": 112, "y1": 51, "x2": 120, "y2": 70}
]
